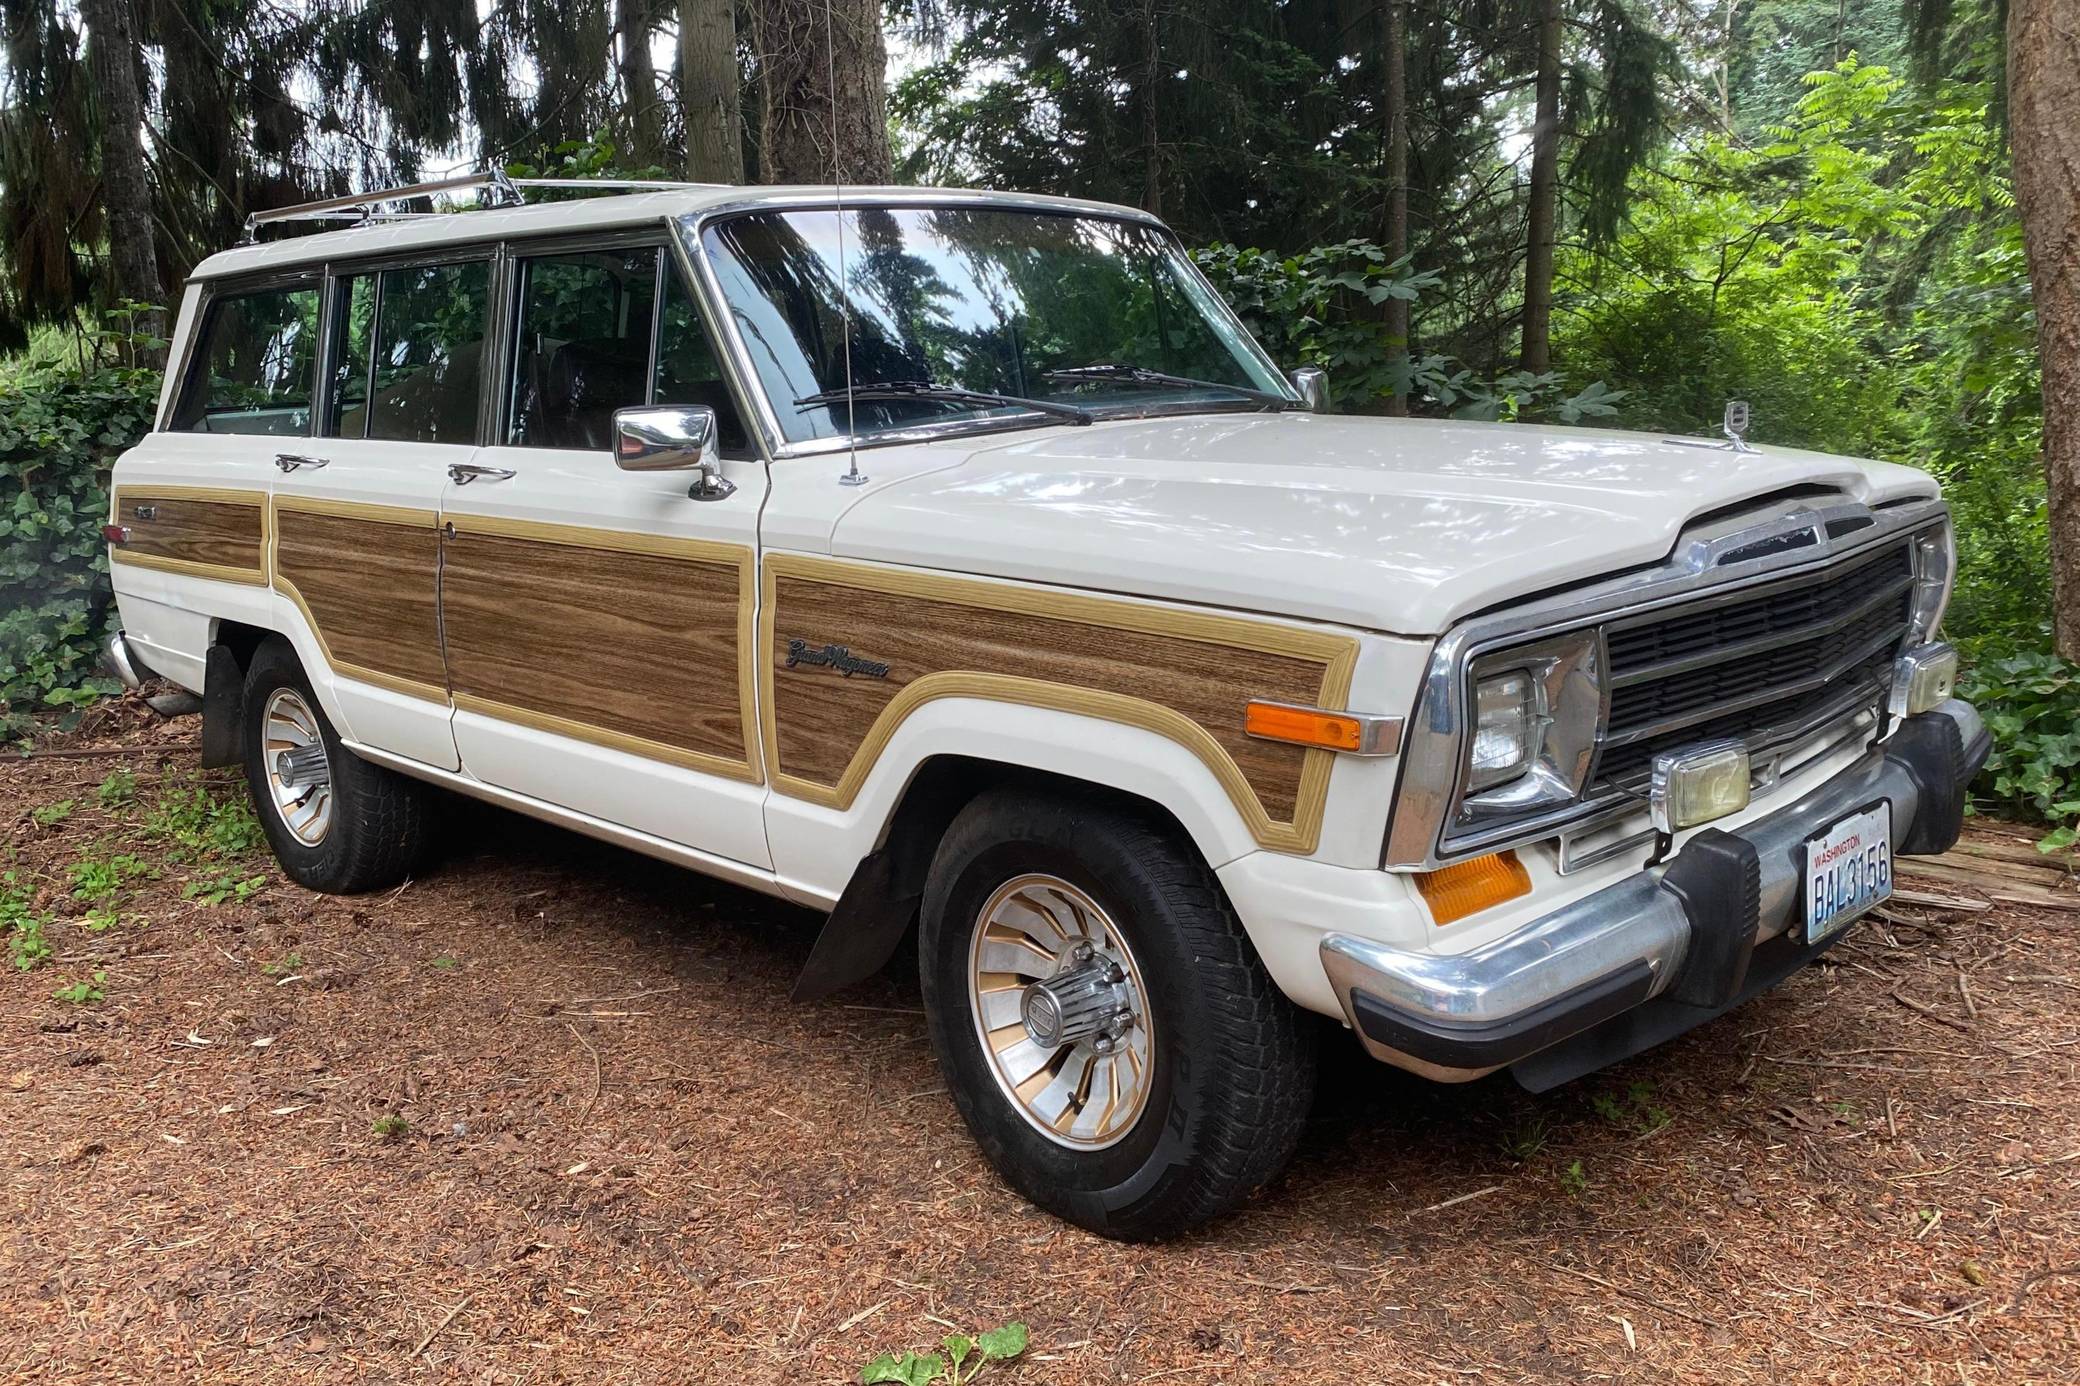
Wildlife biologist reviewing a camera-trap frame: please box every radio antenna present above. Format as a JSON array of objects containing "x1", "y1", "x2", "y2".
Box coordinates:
[{"x1": 828, "y1": 0, "x2": 868, "y2": 487}]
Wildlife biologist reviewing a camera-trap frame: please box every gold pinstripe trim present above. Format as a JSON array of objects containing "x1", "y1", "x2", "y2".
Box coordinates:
[
  {"x1": 268, "y1": 495, "x2": 447, "y2": 704},
  {"x1": 109, "y1": 484, "x2": 271, "y2": 586},
  {"x1": 759, "y1": 553, "x2": 1361, "y2": 855},
  {"x1": 444, "y1": 512, "x2": 763, "y2": 780}
]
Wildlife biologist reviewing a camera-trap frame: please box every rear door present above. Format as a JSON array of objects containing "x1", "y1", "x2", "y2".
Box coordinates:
[
  {"x1": 267, "y1": 254, "x2": 494, "y2": 770},
  {"x1": 111, "y1": 275, "x2": 321, "y2": 689},
  {"x1": 436, "y1": 236, "x2": 771, "y2": 866}
]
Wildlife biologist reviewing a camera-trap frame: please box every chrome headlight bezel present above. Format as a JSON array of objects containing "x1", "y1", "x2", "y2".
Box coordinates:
[
  {"x1": 1455, "y1": 631, "x2": 1605, "y2": 831},
  {"x1": 1908, "y1": 519, "x2": 1955, "y2": 644}
]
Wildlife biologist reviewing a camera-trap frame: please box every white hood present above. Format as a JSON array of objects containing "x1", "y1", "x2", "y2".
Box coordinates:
[{"x1": 828, "y1": 413, "x2": 1939, "y2": 635}]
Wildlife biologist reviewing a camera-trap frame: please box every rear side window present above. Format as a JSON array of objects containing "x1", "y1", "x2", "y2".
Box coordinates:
[
  {"x1": 325, "y1": 260, "x2": 490, "y2": 444},
  {"x1": 171, "y1": 283, "x2": 321, "y2": 435}
]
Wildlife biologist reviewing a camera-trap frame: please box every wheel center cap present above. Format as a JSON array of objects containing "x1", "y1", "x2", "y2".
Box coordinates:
[{"x1": 1019, "y1": 953, "x2": 1129, "y2": 1051}]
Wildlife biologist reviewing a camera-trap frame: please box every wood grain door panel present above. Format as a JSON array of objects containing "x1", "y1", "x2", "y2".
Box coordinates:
[
  {"x1": 271, "y1": 499, "x2": 445, "y2": 698},
  {"x1": 761, "y1": 555, "x2": 1360, "y2": 853},
  {"x1": 109, "y1": 486, "x2": 267, "y2": 584},
  {"x1": 440, "y1": 518, "x2": 757, "y2": 778}
]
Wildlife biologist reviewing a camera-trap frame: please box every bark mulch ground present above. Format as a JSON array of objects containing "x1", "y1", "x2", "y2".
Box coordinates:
[{"x1": 3, "y1": 700, "x2": 2077, "y2": 1384}]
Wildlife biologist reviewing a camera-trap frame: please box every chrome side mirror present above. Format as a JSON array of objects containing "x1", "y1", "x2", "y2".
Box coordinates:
[
  {"x1": 1289, "y1": 366, "x2": 1329, "y2": 414},
  {"x1": 612, "y1": 405, "x2": 732, "y2": 500}
]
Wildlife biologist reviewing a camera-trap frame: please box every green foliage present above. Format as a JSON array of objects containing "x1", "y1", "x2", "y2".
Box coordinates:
[
  {"x1": 182, "y1": 871, "x2": 266, "y2": 906},
  {"x1": 3, "y1": 870, "x2": 53, "y2": 970},
  {"x1": 1194, "y1": 240, "x2": 1625, "y2": 423},
  {"x1": 67, "y1": 851, "x2": 152, "y2": 902},
  {"x1": 51, "y1": 969, "x2": 106, "y2": 1005},
  {"x1": 371, "y1": 1114, "x2": 411, "y2": 1140},
  {"x1": 861, "y1": 1322, "x2": 1028, "y2": 1385},
  {"x1": 146, "y1": 781, "x2": 265, "y2": 861},
  {"x1": 1959, "y1": 652, "x2": 2080, "y2": 849},
  {"x1": 95, "y1": 769, "x2": 136, "y2": 808},
  {"x1": 1560, "y1": 1160, "x2": 1589, "y2": 1198},
  {"x1": 30, "y1": 799, "x2": 73, "y2": 827},
  {"x1": 0, "y1": 360, "x2": 160, "y2": 739}
]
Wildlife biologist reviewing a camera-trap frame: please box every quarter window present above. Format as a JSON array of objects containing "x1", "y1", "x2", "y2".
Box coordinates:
[{"x1": 172, "y1": 283, "x2": 322, "y2": 435}]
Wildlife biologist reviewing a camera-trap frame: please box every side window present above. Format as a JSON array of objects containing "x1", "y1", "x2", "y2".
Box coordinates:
[
  {"x1": 171, "y1": 283, "x2": 321, "y2": 435},
  {"x1": 507, "y1": 248, "x2": 660, "y2": 449},
  {"x1": 654, "y1": 267, "x2": 753, "y2": 458},
  {"x1": 325, "y1": 260, "x2": 489, "y2": 444}
]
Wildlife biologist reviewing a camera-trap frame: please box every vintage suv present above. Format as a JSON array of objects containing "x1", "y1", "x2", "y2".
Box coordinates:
[{"x1": 104, "y1": 176, "x2": 1988, "y2": 1240}]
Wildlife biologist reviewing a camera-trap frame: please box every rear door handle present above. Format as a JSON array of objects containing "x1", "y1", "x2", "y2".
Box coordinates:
[
  {"x1": 447, "y1": 463, "x2": 517, "y2": 486},
  {"x1": 275, "y1": 453, "x2": 330, "y2": 473}
]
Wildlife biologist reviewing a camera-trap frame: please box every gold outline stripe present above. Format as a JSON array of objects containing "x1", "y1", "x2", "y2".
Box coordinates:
[
  {"x1": 110, "y1": 485, "x2": 270, "y2": 586},
  {"x1": 443, "y1": 511, "x2": 763, "y2": 780},
  {"x1": 758, "y1": 554, "x2": 1360, "y2": 855}
]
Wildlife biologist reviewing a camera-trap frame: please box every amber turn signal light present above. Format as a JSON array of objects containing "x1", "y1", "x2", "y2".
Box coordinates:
[
  {"x1": 1415, "y1": 851, "x2": 1532, "y2": 926},
  {"x1": 1243, "y1": 701, "x2": 1403, "y2": 756}
]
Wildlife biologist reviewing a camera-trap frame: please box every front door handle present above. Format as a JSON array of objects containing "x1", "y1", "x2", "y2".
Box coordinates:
[
  {"x1": 447, "y1": 463, "x2": 517, "y2": 486},
  {"x1": 275, "y1": 453, "x2": 330, "y2": 473}
]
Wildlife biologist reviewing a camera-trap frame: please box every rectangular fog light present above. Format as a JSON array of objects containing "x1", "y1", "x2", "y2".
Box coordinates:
[
  {"x1": 1889, "y1": 642, "x2": 1959, "y2": 718},
  {"x1": 1649, "y1": 740, "x2": 1751, "y2": 834}
]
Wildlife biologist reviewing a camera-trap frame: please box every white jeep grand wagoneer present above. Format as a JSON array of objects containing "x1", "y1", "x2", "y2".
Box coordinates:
[{"x1": 104, "y1": 176, "x2": 1988, "y2": 1240}]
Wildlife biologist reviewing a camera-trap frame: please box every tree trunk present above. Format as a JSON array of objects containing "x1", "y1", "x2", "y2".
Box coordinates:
[
  {"x1": 1140, "y1": 1, "x2": 1163, "y2": 216},
  {"x1": 81, "y1": 0, "x2": 163, "y2": 353},
  {"x1": 748, "y1": 0, "x2": 893, "y2": 184},
  {"x1": 1381, "y1": 0, "x2": 1410, "y2": 415},
  {"x1": 617, "y1": 0, "x2": 665, "y2": 168},
  {"x1": 679, "y1": 0, "x2": 744, "y2": 182},
  {"x1": 2009, "y1": 0, "x2": 2080, "y2": 661},
  {"x1": 1520, "y1": 0, "x2": 1563, "y2": 375}
]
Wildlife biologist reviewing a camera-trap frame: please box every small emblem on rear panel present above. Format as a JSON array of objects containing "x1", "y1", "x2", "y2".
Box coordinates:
[{"x1": 784, "y1": 639, "x2": 891, "y2": 679}]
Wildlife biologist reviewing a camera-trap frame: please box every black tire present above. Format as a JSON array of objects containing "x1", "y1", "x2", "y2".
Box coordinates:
[
  {"x1": 240, "y1": 638, "x2": 427, "y2": 893},
  {"x1": 919, "y1": 787, "x2": 1316, "y2": 1241}
]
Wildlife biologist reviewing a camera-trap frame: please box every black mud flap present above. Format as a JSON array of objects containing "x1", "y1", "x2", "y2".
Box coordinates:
[
  {"x1": 790, "y1": 849, "x2": 920, "y2": 1003},
  {"x1": 199, "y1": 645, "x2": 244, "y2": 769}
]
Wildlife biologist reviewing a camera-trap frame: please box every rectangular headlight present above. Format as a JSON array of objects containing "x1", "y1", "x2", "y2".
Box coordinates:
[{"x1": 1469, "y1": 670, "x2": 1538, "y2": 789}]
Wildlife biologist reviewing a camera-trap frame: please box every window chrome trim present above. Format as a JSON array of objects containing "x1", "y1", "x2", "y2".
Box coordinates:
[{"x1": 1381, "y1": 496, "x2": 1950, "y2": 871}]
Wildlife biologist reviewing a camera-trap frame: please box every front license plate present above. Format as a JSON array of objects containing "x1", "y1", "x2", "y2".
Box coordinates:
[{"x1": 1803, "y1": 800, "x2": 1894, "y2": 943}]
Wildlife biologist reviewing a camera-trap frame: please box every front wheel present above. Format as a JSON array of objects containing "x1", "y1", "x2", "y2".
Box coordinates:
[
  {"x1": 919, "y1": 788, "x2": 1316, "y2": 1241},
  {"x1": 240, "y1": 638, "x2": 428, "y2": 893}
]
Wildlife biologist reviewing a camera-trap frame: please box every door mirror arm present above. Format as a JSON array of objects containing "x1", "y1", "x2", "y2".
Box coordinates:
[
  {"x1": 1288, "y1": 366, "x2": 1330, "y2": 414},
  {"x1": 612, "y1": 405, "x2": 734, "y2": 500}
]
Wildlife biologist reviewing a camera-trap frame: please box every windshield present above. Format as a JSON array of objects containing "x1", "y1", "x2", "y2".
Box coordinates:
[{"x1": 692, "y1": 205, "x2": 1292, "y2": 445}]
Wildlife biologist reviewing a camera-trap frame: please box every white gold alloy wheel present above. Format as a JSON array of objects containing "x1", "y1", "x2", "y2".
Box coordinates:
[
  {"x1": 967, "y1": 873, "x2": 1155, "y2": 1149},
  {"x1": 262, "y1": 688, "x2": 333, "y2": 847}
]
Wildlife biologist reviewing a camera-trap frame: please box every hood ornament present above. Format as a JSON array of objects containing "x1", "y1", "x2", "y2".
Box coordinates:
[
  {"x1": 1722, "y1": 399, "x2": 1756, "y2": 454},
  {"x1": 1663, "y1": 399, "x2": 1759, "y2": 455}
]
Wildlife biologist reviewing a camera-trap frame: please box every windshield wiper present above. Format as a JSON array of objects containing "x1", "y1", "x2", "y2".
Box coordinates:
[
  {"x1": 1043, "y1": 363, "x2": 1291, "y2": 408},
  {"x1": 794, "y1": 380, "x2": 1093, "y2": 426}
]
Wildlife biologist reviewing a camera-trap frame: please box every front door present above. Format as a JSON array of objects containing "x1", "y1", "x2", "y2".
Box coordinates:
[{"x1": 437, "y1": 240, "x2": 770, "y2": 867}]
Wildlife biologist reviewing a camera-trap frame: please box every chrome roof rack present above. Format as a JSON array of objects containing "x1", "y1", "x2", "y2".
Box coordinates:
[{"x1": 243, "y1": 169, "x2": 722, "y2": 238}]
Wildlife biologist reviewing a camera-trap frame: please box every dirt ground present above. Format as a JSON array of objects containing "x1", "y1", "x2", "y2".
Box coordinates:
[{"x1": 3, "y1": 700, "x2": 2077, "y2": 1385}]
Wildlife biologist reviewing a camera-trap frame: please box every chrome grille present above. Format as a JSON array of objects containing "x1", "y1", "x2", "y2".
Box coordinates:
[{"x1": 1594, "y1": 540, "x2": 1914, "y2": 787}]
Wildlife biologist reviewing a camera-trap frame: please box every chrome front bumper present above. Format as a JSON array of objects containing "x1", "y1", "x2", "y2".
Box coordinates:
[{"x1": 1322, "y1": 700, "x2": 1991, "y2": 1089}]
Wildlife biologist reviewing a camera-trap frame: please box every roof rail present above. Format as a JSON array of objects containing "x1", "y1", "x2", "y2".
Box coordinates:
[{"x1": 243, "y1": 170, "x2": 723, "y2": 237}]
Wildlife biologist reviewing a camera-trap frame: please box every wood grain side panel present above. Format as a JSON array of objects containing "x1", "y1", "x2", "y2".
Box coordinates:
[
  {"x1": 273, "y1": 508, "x2": 445, "y2": 691},
  {"x1": 111, "y1": 489, "x2": 265, "y2": 580},
  {"x1": 441, "y1": 529, "x2": 749, "y2": 771},
  {"x1": 769, "y1": 572, "x2": 1334, "y2": 825}
]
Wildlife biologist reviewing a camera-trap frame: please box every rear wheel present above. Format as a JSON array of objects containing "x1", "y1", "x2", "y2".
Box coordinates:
[
  {"x1": 919, "y1": 787, "x2": 1315, "y2": 1241},
  {"x1": 240, "y1": 638, "x2": 427, "y2": 893}
]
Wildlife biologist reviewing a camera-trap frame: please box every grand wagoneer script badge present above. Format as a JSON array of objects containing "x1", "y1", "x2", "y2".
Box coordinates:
[{"x1": 785, "y1": 639, "x2": 891, "y2": 679}]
